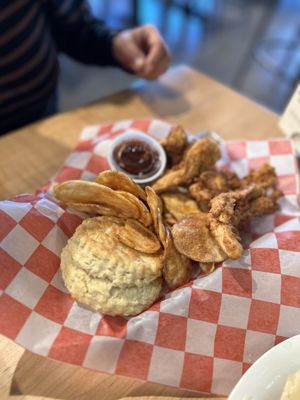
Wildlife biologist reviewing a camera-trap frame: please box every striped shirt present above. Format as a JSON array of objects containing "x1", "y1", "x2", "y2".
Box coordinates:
[{"x1": 0, "y1": 0, "x2": 119, "y2": 134}]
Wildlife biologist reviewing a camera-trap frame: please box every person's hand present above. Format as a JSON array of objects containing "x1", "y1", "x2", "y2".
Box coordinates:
[{"x1": 112, "y1": 25, "x2": 171, "y2": 80}]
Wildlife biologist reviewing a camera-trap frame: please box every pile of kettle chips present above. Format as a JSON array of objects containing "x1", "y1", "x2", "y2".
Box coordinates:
[{"x1": 54, "y1": 126, "x2": 283, "y2": 316}]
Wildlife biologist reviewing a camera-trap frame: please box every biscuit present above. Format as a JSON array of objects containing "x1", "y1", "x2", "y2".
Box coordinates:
[{"x1": 61, "y1": 216, "x2": 163, "y2": 316}]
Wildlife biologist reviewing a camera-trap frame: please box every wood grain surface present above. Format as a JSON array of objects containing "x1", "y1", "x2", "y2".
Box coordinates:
[
  {"x1": 119, "y1": 397, "x2": 218, "y2": 400},
  {"x1": 0, "y1": 65, "x2": 282, "y2": 400},
  {"x1": 0, "y1": 65, "x2": 281, "y2": 200}
]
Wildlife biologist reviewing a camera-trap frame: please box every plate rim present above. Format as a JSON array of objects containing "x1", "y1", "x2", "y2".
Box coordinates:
[{"x1": 228, "y1": 333, "x2": 300, "y2": 400}]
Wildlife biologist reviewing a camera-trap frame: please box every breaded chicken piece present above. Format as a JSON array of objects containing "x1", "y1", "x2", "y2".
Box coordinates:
[
  {"x1": 208, "y1": 185, "x2": 283, "y2": 259},
  {"x1": 189, "y1": 170, "x2": 241, "y2": 208},
  {"x1": 210, "y1": 184, "x2": 283, "y2": 225},
  {"x1": 153, "y1": 137, "x2": 221, "y2": 193},
  {"x1": 209, "y1": 185, "x2": 263, "y2": 225},
  {"x1": 183, "y1": 137, "x2": 221, "y2": 180},
  {"x1": 161, "y1": 125, "x2": 188, "y2": 166},
  {"x1": 249, "y1": 190, "x2": 283, "y2": 217},
  {"x1": 241, "y1": 164, "x2": 277, "y2": 189}
]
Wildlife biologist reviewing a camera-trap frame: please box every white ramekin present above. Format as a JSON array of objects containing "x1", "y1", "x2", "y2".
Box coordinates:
[{"x1": 107, "y1": 129, "x2": 167, "y2": 185}]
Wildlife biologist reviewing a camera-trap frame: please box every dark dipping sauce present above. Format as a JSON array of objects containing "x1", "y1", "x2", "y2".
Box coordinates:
[{"x1": 113, "y1": 139, "x2": 160, "y2": 178}]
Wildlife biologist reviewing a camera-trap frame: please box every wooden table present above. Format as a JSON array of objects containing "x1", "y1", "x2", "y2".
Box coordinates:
[{"x1": 0, "y1": 65, "x2": 283, "y2": 400}]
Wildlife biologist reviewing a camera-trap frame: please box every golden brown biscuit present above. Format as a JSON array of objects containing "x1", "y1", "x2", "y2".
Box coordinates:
[{"x1": 61, "y1": 216, "x2": 163, "y2": 316}]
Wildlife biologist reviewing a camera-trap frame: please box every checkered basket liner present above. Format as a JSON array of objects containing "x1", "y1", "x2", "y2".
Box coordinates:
[{"x1": 1, "y1": 119, "x2": 300, "y2": 396}]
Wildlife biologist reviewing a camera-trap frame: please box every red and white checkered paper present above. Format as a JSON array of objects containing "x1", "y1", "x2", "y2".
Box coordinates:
[{"x1": 1, "y1": 119, "x2": 300, "y2": 396}]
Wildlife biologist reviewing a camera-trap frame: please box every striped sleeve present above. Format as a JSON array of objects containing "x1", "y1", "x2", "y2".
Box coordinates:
[
  {"x1": 0, "y1": 0, "x2": 59, "y2": 133},
  {"x1": 44, "y1": 0, "x2": 121, "y2": 66}
]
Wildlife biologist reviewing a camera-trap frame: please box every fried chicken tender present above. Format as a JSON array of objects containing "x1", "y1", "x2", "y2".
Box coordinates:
[
  {"x1": 241, "y1": 164, "x2": 277, "y2": 189},
  {"x1": 249, "y1": 190, "x2": 282, "y2": 217},
  {"x1": 202, "y1": 171, "x2": 232, "y2": 191},
  {"x1": 249, "y1": 197, "x2": 277, "y2": 217},
  {"x1": 161, "y1": 125, "x2": 188, "y2": 166},
  {"x1": 221, "y1": 169, "x2": 243, "y2": 190},
  {"x1": 190, "y1": 165, "x2": 277, "y2": 210},
  {"x1": 152, "y1": 137, "x2": 221, "y2": 193},
  {"x1": 152, "y1": 167, "x2": 186, "y2": 193},
  {"x1": 189, "y1": 170, "x2": 241, "y2": 209},
  {"x1": 209, "y1": 185, "x2": 264, "y2": 226},
  {"x1": 208, "y1": 184, "x2": 283, "y2": 259},
  {"x1": 183, "y1": 137, "x2": 221, "y2": 180}
]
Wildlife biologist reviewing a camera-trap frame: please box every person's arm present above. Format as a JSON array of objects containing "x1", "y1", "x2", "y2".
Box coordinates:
[
  {"x1": 45, "y1": 0, "x2": 171, "y2": 78},
  {"x1": 45, "y1": 0, "x2": 119, "y2": 66}
]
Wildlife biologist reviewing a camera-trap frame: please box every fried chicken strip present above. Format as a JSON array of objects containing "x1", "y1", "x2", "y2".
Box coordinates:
[
  {"x1": 209, "y1": 185, "x2": 263, "y2": 225},
  {"x1": 161, "y1": 125, "x2": 188, "y2": 166},
  {"x1": 189, "y1": 170, "x2": 241, "y2": 209},
  {"x1": 190, "y1": 164, "x2": 277, "y2": 210},
  {"x1": 153, "y1": 137, "x2": 221, "y2": 193},
  {"x1": 208, "y1": 184, "x2": 282, "y2": 259},
  {"x1": 241, "y1": 164, "x2": 277, "y2": 189}
]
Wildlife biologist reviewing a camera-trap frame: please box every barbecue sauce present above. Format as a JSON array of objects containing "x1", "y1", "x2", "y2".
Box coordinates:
[{"x1": 113, "y1": 140, "x2": 160, "y2": 178}]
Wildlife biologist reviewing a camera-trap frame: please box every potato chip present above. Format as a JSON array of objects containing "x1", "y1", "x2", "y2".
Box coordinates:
[
  {"x1": 163, "y1": 228, "x2": 192, "y2": 289},
  {"x1": 157, "y1": 208, "x2": 167, "y2": 248},
  {"x1": 209, "y1": 219, "x2": 243, "y2": 260},
  {"x1": 54, "y1": 180, "x2": 140, "y2": 219},
  {"x1": 116, "y1": 190, "x2": 152, "y2": 227},
  {"x1": 161, "y1": 192, "x2": 202, "y2": 221},
  {"x1": 96, "y1": 170, "x2": 146, "y2": 200},
  {"x1": 163, "y1": 212, "x2": 177, "y2": 226},
  {"x1": 115, "y1": 219, "x2": 161, "y2": 254},
  {"x1": 145, "y1": 186, "x2": 166, "y2": 247},
  {"x1": 200, "y1": 262, "x2": 215, "y2": 274},
  {"x1": 172, "y1": 214, "x2": 227, "y2": 263},
  {"x1": 64, "y1": 202, "x2": 123, "y2": 218}
]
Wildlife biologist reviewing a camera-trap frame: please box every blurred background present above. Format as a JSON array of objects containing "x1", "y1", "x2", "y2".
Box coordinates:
[{"x1": 58, "y1": 0, "x2": 300, "y2": 113}]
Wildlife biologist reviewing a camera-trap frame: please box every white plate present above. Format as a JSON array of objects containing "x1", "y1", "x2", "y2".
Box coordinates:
[{"x1": 229, "y1": 334, "x2": 300, "y2": 400}]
